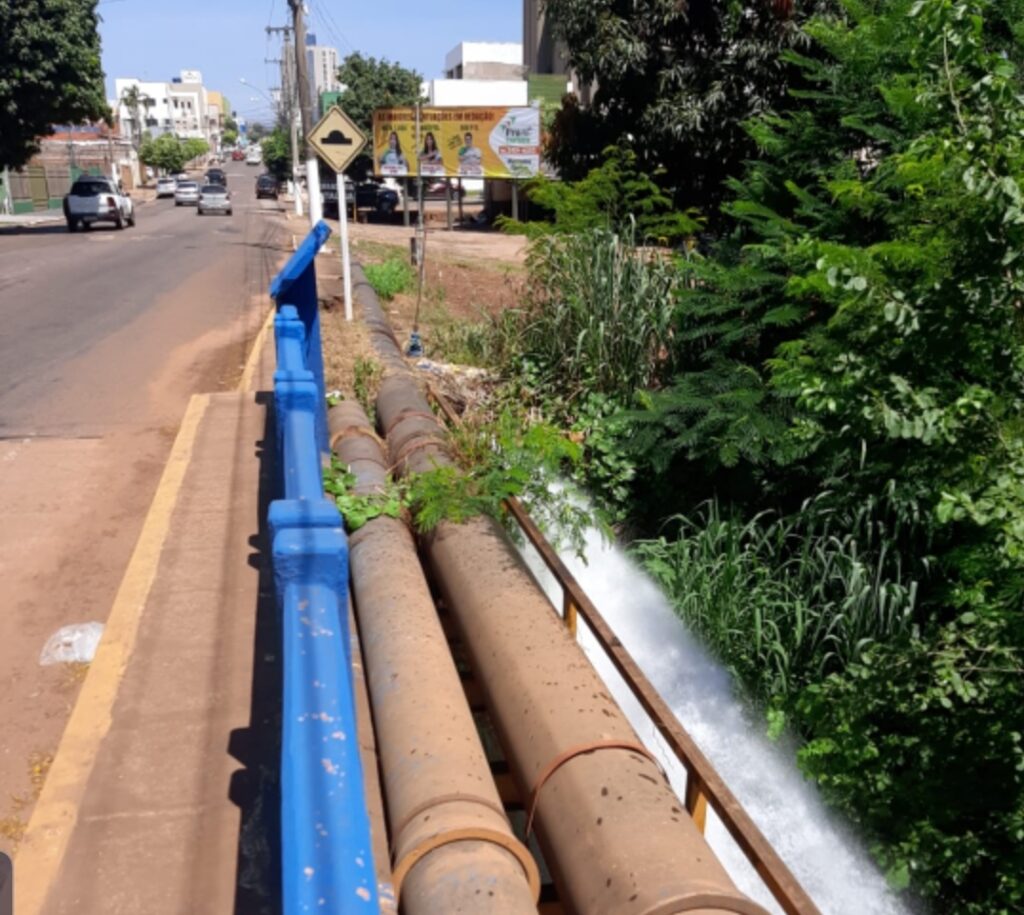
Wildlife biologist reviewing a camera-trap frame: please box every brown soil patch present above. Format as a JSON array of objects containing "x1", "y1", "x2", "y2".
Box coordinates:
[{"x1": 318, "y1": 219, "x2": 527, "y2": 398}]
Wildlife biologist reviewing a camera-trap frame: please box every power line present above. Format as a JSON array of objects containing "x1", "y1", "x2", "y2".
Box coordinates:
[{"x1": 308, "y1": 0, "x2": 355, "y2": 55}]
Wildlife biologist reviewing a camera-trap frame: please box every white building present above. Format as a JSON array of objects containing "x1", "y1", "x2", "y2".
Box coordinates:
[
  {"x1": 422, "y1": 42, "x2": 527, "y2": 106},
  {"x1": 445, "y1": 42, "x2": 524, "y2": 81},
  {"x1": 307, "y1": 41, "x2": 341, "y2": 104},
  {"x1": 114, "y1": 70, "x2": 224, "y2": 152}
]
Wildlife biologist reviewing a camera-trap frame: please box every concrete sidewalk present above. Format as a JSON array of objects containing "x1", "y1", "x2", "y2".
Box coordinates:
[{"x1": 16, "y1": 391, "x2": 281, "y2": 915}]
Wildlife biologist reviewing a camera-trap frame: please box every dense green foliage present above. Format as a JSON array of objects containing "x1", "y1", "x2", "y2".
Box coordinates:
[
  {"x1": 455, "y1": 0, "x2": 1024, "y2": 909},
  {"x1": 363, "y1": 257, "x2": 415, "y2": 301},
  {"x1": 323, "y1": 406, "x2": 593, "y2": 555},
  {"x1": 635, "y1": 498, "x2": 920, "y2": 704},
  {"x1": 623, "y1": 0, "x2": 1024, "y2": 908},
  {"x1": 335, "y1": 53, "x2": 422, "y2": 138},
  {"x1": 260, "y1": 128, "x2": 291, "y2": 181},
  {"x1": 543, "y1": 0, "x2": 834, "y2": 217},
  {"x1": 500, "y1": 148, "x2": 700, "y2": 242},
  {"x1": 138, "y1": 135, "x2": 209, "y2": 174},
  {"x1": 0, "y1": 0, "x2": 110, "y2": 169}
]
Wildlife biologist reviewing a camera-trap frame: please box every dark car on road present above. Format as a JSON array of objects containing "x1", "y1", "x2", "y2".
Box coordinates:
[
  {"x1": 255, "y1": 174, "x2": 279, "y2": 200},
  {"x1": 204, "y1": 168, "x2": 227, "y2": 187},
  {"x1": 321, "y1": 177, "x2": 399, "y2": 217}
]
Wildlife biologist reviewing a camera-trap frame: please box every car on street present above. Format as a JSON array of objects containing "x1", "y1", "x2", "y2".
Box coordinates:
[
  {"x1": 231, "y1": 149, "x2": 245, "y2": 161},
  {"x1": 155, "y1": 176, "x2": 177, "y2": 198},
  {"x1": 246, "y1": 148, "x2": 262, "y2": 166},
  {"x1": 205, "y1": 168, "x2": 227, "y2": 187},
  {"x1": 197, "y1": 184, "x2": 233, "y2": 216},
  {"x1": 321, "y1": 177, "x2": 399, "y2": 217},
  {"x1": 63, "y1": 176, "x2": 134, "y2": 231},
  {"x1": 255, "y1": 174, "x2": 279, "y2": 199},
  {"x1": 174, "y1": 181, "x2": 200, "y2": 206}
]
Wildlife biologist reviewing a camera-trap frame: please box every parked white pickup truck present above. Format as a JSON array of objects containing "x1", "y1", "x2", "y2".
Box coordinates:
[{"x1": 63, "y1": 176, "x2": 135, "y2": 231}]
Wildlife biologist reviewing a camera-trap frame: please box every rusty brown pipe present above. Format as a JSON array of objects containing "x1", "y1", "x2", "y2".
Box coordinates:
[
  {"x1": 349, "y1": 268, "x2": 774, "y2": 915},
  {"x1": 328, "y1": 401, "x2": 540, "y2": 914}
]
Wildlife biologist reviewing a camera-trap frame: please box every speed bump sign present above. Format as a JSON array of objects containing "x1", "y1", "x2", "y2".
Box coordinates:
[{"x1": 307, "y1": 106, "x2": 367, "y2": 173}]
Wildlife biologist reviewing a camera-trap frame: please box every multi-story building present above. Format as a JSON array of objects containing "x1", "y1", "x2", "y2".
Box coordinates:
[
  {"x1": 114, "y1": 70, "x2": 225, "y2": 152},
  {"x1": 306, "y1": 35, "x2": 342, "y2": 106}
]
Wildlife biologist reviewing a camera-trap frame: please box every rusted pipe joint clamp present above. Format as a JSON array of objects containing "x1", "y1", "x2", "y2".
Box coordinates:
[
  {"x1": 390, "y1": 794, "x2": 541, "y2": 905},
  {"x1": 525, "y1": 739, "x2": 665, "y2": 837}
]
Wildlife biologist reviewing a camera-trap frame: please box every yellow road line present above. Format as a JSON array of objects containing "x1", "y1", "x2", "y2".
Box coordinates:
[
  {"x1": 237, "y1": 305, "x2": 276, "y2": 393},
  {"x1": 14, "y1": 393, "x2": 212, "y2": 915}
]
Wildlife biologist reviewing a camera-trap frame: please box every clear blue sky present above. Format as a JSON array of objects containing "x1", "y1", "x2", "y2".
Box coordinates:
[{"x1": 98, "y1": 0, "x2": 521, "y2": 124}]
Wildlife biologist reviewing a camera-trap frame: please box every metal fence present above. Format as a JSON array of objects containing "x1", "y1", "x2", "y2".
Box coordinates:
[{"x1": 268, "y1": 221, "x2": 380, "y2": 914}]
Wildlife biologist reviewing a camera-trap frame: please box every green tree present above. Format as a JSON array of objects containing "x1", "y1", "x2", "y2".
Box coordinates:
[
  {"x1": 247, "y1": 122, "x2": 269, "y2": 142},
  {"x1": 182, "y1": 137, "x2": 209, "y2": 164},
  {"x1": 118, "y1": 84, "x2": 155, "y2": 152},
  {"x1": 139, "y1": 135, "x2": 192, "y2": 174},
  {"x1": 542, "y1": 0, "x2": 834, "y2": 219},
  {"x1": 0, "y1": 0, "x2": 110, "y2": 169},
  {"x1": 261, "y1": 128, "x2": 291, "y2": 180},
  {"x1": 335, "y1": 52, "x2": 422, "y2": 138}
]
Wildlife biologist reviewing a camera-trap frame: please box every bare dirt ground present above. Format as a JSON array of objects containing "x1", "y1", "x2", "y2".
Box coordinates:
[{"x1": 317, "y1": 219, "x2": 528, "y2": 399}]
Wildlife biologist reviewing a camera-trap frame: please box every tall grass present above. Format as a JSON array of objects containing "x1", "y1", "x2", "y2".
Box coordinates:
[
  {"x1": 517, "y1": 223, "x2": 679, "y2": 403},
  {"x1": 634, "y1": 498, "x2": 920, "y2": 704}
]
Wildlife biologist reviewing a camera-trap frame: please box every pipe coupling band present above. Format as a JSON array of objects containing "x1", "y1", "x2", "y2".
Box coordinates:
[
  {"x1": 525, "y1": 739, "x2": 664, "y2": 837},
  {"x1": 639, "y1": 893, "x2": 776, "y2": 915},
  {"x1": 391, "y1": 795, "x2": 541, "y2": 905}
]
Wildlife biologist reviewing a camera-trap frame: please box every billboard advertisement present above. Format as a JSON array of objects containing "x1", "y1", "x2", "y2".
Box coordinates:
[{"x1": 372, "y1": 107, "x2": 541, "y2": 179}]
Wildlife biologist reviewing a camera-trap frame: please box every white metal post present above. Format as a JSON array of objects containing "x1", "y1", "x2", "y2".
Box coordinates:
[
  {"x1": 306, "y1": 157, "x2": 322, "y2": 226},
  {"x1": 292, "y1": 109, "x2": 303, "y2": 217},
  {"x1": 338, "y1": 171, "x2": 353, "y2": 321}
]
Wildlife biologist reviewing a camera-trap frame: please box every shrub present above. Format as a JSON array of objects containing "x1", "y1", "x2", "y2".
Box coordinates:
[{"x1": 364, "y1": 257, "x2": 414, "y2": 301}]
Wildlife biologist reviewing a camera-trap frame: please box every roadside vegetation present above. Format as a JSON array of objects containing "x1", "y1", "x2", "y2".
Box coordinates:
[{"x1": 393, "y1": 1, "x2": 1024, "y2": 911}]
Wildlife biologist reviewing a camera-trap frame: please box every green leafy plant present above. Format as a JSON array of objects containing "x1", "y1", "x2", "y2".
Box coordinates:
[
  {"x1": 498, "y1": 147, "x2": 701, "y2": 243},
  {"x1": 408, "y1": 407, "x2": 600, "y2": 557},
  {"x1": 323, "y1": 457, "x2": 405, "y2": 531},
  {"x1": 352, "y1": 356, "x2": 383, "y2": 423},
  {"x1": 364, "y1": 257, "x2": 415, "y2": 301}
]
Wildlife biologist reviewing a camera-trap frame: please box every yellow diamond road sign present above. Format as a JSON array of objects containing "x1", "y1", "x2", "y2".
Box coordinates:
[{"x1": 308, "y1": 106, "x2": 367, "y2": 173}]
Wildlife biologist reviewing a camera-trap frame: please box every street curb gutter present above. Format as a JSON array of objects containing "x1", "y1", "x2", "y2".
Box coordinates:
[
  {"x1": 237, "y1": 305, "x2": 276, "y2": 393},
  {"x1": 13, "y1": 394, "x2": 211, "y2": 915}
]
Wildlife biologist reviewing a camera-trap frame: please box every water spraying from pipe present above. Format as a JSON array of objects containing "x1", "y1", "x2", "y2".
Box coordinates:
[{"x1": 517, "y1": 517, "x2": 921, "y2": 915}]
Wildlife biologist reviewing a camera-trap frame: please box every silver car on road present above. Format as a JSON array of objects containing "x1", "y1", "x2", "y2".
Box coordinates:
[
  {"x1": 174, "y1": 181, "x2": 200, "y2": 206},
  {"x1": 197, "y1": 184, "x2": 233, "y2": 216}
]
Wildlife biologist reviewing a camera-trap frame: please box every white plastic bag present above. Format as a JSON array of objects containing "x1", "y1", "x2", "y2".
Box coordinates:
[{"x1": 39, "y1": 622, "x2": 105, "y2": 666}]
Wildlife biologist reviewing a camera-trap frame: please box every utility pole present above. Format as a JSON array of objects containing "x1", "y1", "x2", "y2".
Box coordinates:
[
  {"x1": 288, "y1": 0, "x2": 322, "y2": 225},
  {"x1": 266, "y1": 26, "x2": 304, "y2": 217}
]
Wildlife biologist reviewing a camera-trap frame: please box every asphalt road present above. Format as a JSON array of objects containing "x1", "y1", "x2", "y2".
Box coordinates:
[{"x1": 0, "y1": 165, "x2": 289, "y2": 852}]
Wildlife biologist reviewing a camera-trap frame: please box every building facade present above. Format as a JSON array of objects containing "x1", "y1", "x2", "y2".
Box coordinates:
[
  {"x1": 307, "y1": 41, "x2": 342, "y2": 104},
  {"x1": 113, "y1": 70, "x2": 224, "y2": 152}
]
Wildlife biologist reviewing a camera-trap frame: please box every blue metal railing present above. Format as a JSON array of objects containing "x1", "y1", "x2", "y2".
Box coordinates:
[{"x1": 268, "y1": 221, "x2": 379, "y2": 914}]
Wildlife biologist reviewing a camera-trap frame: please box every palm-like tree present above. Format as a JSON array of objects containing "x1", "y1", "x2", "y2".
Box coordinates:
[{"x1": 119, "y1": 86, "x2": 152, "y2": 151}]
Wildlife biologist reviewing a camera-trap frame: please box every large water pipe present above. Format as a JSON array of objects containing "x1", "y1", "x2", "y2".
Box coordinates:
[
  {"x1": 328, "y1": 400, "x2": 541, "y2": 914},
  {"x1": 347, "y1": 276, "x2": 774, "y2": 915}
]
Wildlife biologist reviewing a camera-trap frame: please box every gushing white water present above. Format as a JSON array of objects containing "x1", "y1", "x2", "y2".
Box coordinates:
[{"x1": 517, "y1": 522, "x2": 918, "y2": 915}]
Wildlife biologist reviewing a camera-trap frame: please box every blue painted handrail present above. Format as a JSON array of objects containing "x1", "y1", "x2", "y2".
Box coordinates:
[{"x1": 268, "y1": 223, "x2": 379, "y2": 914}]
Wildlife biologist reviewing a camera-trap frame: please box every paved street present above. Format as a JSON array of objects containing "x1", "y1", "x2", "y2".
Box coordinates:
[{"x1": 0, "y1": 165, "x2": 289, "y2": 853}]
